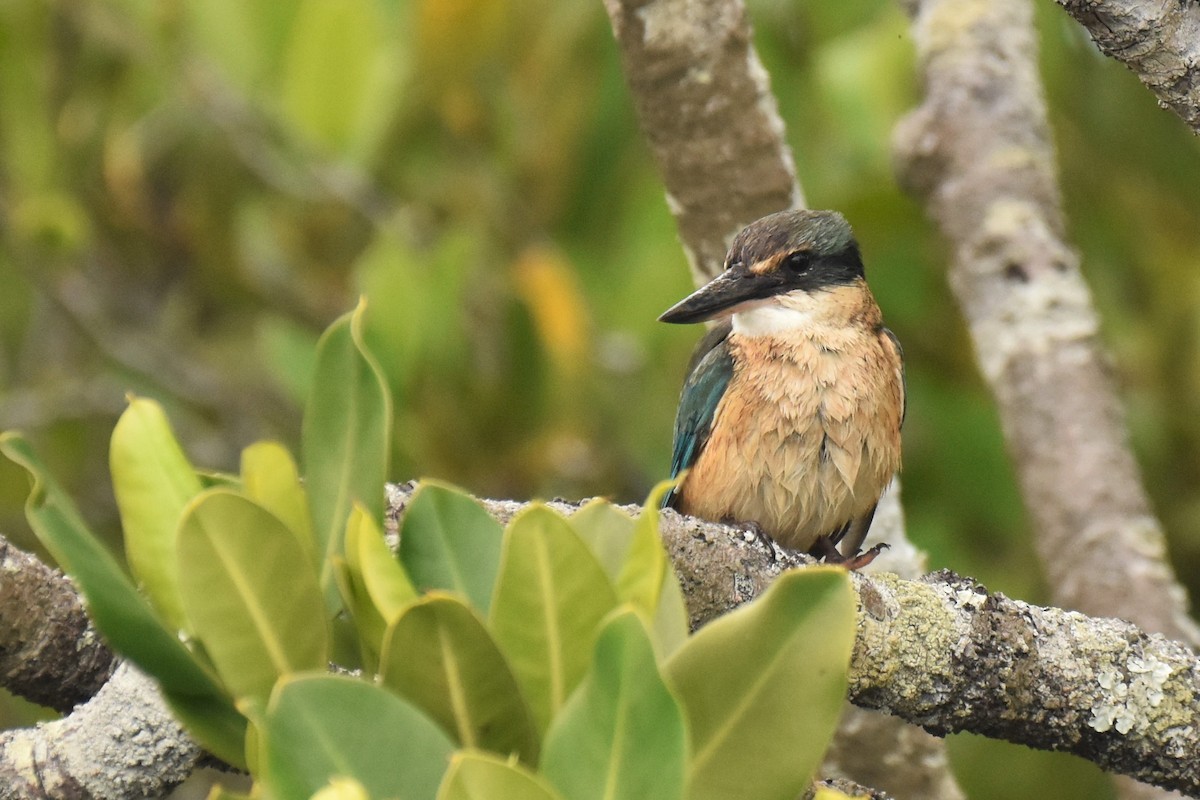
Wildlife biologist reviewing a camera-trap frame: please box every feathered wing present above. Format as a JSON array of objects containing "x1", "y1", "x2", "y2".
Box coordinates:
[{"x1": 663, "y1": 321, "x2": 735, "y2": 509}]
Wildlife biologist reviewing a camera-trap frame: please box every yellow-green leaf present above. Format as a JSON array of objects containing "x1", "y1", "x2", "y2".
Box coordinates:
[
  {"x1": 665, "y1": 568, "x2": 856, "y2": 800},
  {"x1": 488, "y1": 505, "x2": 619, "y2": 733},
  {"x1": 437, "y1": 751, "x2": 564, "y2": 800},
  {"x1": 380, "y1": 594, "x2": 539, "y2": 763},
  {"x1": 541, "y1": 610, "x2": 686, "y2": 800},
  {"x1": 303, "y1": 299, "x2": 391, "y2": 610},
  {"x1": 348, "y1": 503, "x2": 417, "y2": 620},
  {"x1": 263, "y1": 674, "x2": 454, "y2": 800},
  {"x1": 615, "y1": 480, "x2": 673, "y2": 615},
  {"x1": 399, "y1": 481, "x2": 502, "y2": 613},
  {"x1": 178, "y1": 489, "x2": 328, "y2": 704},
  {"x1": 0, "y1": 433, "x2": 221, "y2": 697},
  {"x1": 110, "y1": 395, "x2": 204, "y2": 631},
  {"x1": 241, "y1": 441, "x2": 316, "y2": 570}
]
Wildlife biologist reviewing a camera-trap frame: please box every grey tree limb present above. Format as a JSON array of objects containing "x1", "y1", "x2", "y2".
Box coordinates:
[
  {"x1": 601, "y1": 1, "x2": 963, "y2": 796},
  {"x1": 892, "y1": 3, "x2": 1199, "y2": 795},
  {"x1": 0, "y1": 663, "x2": 200, "y2": 800},
  {"x1": 386, "y1": 486, "x2": 1200, "y2": 797},
  {"x1": 892, "y1": 0, "x2": 1200, "y2": 692},
  {"x1": 601, "y1": 0, "x2": 803, "y2": 283},
  {"x1": 1053, "y1": 0, "x2": 1200, "y2": 135},
  {"x1": 0, "y1": 534, "x2": 116, "y2": 713}
]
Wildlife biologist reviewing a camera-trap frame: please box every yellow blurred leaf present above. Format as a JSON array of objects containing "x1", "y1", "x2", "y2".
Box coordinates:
[{"x1": 511, "y1": 245, "x2": 590, "y2": 379}]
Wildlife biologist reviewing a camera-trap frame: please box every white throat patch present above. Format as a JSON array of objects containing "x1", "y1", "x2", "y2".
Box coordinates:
[{"x1": 731, "y1": 304, "x2": 816, "y2": 337}]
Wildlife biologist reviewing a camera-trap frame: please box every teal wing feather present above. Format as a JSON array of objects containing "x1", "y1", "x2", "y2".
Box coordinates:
[{"x1": 663, "y1": 322, "x2": 735, "y2": 509}]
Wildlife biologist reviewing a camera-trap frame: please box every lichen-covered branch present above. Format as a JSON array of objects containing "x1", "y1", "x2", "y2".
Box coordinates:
[
  {"x1": 0, "y1": 534, "x2": 116, "y2": 712},
  {"x1": 601, "y1": 0, "x2": 802, "y2": 283},
  {"x1": 1053, "y1": 0, "x2": 1200, "y2": 136},
  {"x1": 892, "y1": 0, "x2": 1198, "y2": 646},
  {"x1": 386, "y1": 486, "x2": 1200, "y2": 796},
  {"x1": 0, "y1": 663, "x2": 200, "y2": 799}
]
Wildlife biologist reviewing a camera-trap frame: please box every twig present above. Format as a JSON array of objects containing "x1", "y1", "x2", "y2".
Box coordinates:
[{"x1": 1054, "y1": 0, "x2": 1200, "y2": 135}]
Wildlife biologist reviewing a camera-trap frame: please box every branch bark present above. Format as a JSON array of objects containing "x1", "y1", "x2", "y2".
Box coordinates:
[
  {"x1": 386, "y1": 485, "x2": 1200, "y2": 796},
  {"x1": 1053, "y1": 0, "x2": 1200, "y2": 136},
  {"x1": 602, "y1": 0, "x2": 802, "y2": 283},
  {"x1": 601, "y1": 1, "x2": 963, "y2": 796},
  {"x1": 0, "y1": 534, "x2": 116, "y2": 712},
  {"x1": 0, "y1": 663, "x2": 200, "y2": 799},
  {"x1": 892, "y1": 0, "x2": 1200, "y2": 685}
]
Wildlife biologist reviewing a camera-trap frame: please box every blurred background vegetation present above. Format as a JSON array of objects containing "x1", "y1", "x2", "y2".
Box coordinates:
[{"x1": 2, "y1": 0, "x2": 1199, "y2": 797}]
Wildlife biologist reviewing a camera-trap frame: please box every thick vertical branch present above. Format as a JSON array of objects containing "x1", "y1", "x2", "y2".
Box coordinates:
[
  {"x1": 1053, "y1": 0, "x2": 1200, "y2": 136},
  {"x1": 602, "y1": 3, "x2": 964, "y2": 797},
  {"x1": 601, "y1": 0, "x2": 802, "y2": 282},
  {"x1": 892, "y1": 0, "x2": 1198, "y2": 796}
]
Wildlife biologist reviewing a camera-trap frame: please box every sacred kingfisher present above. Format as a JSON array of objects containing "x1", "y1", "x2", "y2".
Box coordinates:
[{"x1": 660, "y1": 209, "x2": 905, "y2": 565}]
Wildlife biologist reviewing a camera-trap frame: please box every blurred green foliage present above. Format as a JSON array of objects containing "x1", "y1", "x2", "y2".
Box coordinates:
[{"x1": 1, "y1": 0, "x2": 1199, "y2": 797}]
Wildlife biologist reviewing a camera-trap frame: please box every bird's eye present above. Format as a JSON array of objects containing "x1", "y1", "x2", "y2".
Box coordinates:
[{"x1": 784, "y1": 252, "x2": 810, "y2": 273}]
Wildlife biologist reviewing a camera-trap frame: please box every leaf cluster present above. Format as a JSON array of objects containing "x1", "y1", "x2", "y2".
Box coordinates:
[{"x1": 2, "y1": 303, "x2": 857, "y2": 800}]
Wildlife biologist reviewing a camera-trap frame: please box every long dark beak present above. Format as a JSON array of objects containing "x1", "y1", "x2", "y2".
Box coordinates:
[{"x1": 659, "y1": 264, "x2": 759, "y2": 324}]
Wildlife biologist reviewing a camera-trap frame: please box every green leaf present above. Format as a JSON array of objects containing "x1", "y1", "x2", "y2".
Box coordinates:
[
  {"x1": 437, "y1": 751, "x2": 564, "y2": 800},
  {"x1": 488, "y1": 505, "x2": 619, "y2": 733},
  {"x1": 303, "y1": 299, "x2": 391, "y2": 609},
  {"x1": 380, "y1": 594, "x2": 539, "y2": 763},
  {"x1": 163, "y1": 688, "x2": 248, "y2": 771},
  {"x1": 262, "y1": 674, "x2": 454, "y2": 800},
  {"x1": 280, "y1": 0, "x2": 390, "y2": 155},
  {"x1": 0, "y1": 433, "x2": 222, "y2": 697},
  {"x1": 399, "y1": 481, "x2": 502, "y2": 614},
  {"x1": 569, "y1": 496, "x2": 688, "y2": 658},
  {"x1": 241, "y1": 440, "x2": 317, "y2": 570},
  {"x1": 569, "y1": 499, "x2": 636, "y2": 582},
  {"x1": 110, "y1": 395, "x2": 204, "y2": 631},
  {"x1": 178, "y1": 489, "x2": 328, "y2": 704},
  {"x1": 310, "y1": 778, "x2": 371, "y2": 800},
  {"x1": 331, "y1": 555, "x2": 386, "y2": 673},
  {"x1": 348, "y1": 503, "x2": 417, "y2": 620},
  {"x1": 665, "y1": 567, "x2": 856, "y2": 800},
  {"x1": 541, "y1": 610, "x2": 686, "y2": 800},
  {"x1": 616, "y1": 481, "x2": 673, "y2": 614}
]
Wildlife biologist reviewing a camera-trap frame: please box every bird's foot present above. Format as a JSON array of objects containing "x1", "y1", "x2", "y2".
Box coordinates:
[
  {"x1": 810, "y1": 535, "x2": 889, "y2": 571},
  {"x1": 723, "y1": 517, "x2": 780, "y2": 561}
]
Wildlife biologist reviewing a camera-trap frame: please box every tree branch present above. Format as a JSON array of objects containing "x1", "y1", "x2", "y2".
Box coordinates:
[
  {"x1": 1053, "y1": 0, "x2": 1200, "y2": 136},
  {"x1": 892, "y1": 0, "x2": 1199, "y2": 654},
  {"x1": 602, "y1": 0, "x2": 802, "y2": 283},
  {"x1": 0, "y1": 663, "x2": 200, "y2": 800},
  {"x1": 386, "y1": 486, "x2": 1200, "y2": 796},
  {"x1": 0, "y1": 534, "x2": 116, "y2": 713}
]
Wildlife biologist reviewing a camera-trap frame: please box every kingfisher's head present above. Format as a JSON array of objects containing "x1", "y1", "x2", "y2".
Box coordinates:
[{"x1": 659, "y1": 210, "x2": 867, "y2": 331}]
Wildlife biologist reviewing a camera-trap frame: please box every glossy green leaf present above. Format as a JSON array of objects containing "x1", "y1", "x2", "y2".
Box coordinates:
[
  {"x1": 616, "y1": 480, "x2": 673, "y2": 614},
  {"x1": 488, "y1": 505, "x2": 619, "y2": 733},
  {"x1": 380, "y1": 594, "x2": 539, "y2": 763},
  {"x1": 665, "y1": 567, "x2": 856, "y2": 800},
  {"x1": 651, "y1": 561, "x2": 690, "y2": 660},
  {"x1": 164, "y1": 688, "x2": 248, "y2": 771},
  {"x1": 331, "y1": 555, "x2": 385, "y2": 673},
  {"x1": 110, "y1": 395, "x2": 204, "y2": 631},
  {"x1": 399, "y1": 481, "x2": 502, "y2": 614},
  {"x1": 569, "y1": 497, "x2": 688, "y2": 658},
  {"x1": 303, "y1": 300, "x2": 391, "y2": 608},
  {"x1": 541, "y1": 610, "x2": 686, "y2": 800},
  {"x1": 437, "y1": 751, "x2": 564, "y2": 800},
  {"x1": 241, "y1": 440, "x2": 317, "y2": 570},
  {"x1": 0, "y1": 433, "x2": 222, "y2": 697},
  {"x1": 569, "y1": 499, "x2": 636, "y2": 582},
  {"x1": 348, "y1": 503, "x2": 417, "y2": 620},
  {"x1": 178, "y1": 489, "x2": 328, "y2": 704},
  {"x1": 262, "y1": 674, "x2": 454, "y2": 800}
]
